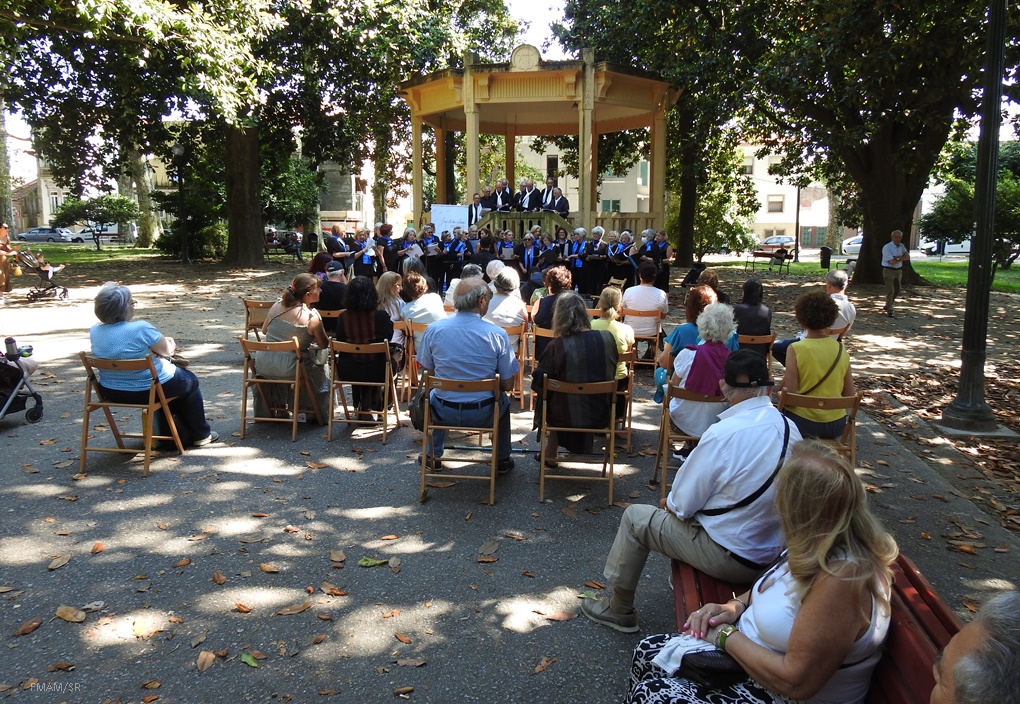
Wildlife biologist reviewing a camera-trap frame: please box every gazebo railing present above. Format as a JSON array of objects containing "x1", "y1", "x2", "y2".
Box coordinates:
[
  {"x1": 480, "y1": 211, "x2": 572, "y2": 238},
  {"x1": 594, "y1": 212, "x2": 660, "y2": 235}
]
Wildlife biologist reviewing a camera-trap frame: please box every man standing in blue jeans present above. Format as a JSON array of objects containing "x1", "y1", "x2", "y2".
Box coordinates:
[
  {"x1": 881, "y1": 229, "x2": 909, "y2": 318},
  {"x1": 415, "y1": 278, "x2": 518, "y2": 474}
]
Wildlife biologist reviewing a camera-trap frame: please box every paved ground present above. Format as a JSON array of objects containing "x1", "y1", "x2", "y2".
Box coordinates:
[{"x1": 0, "y1": 258, "x2": 1017, "y2": 703}]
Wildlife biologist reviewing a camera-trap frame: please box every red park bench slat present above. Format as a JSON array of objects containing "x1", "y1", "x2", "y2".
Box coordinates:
[{"x1": 670, "y1": 553, "x2": 961, "y2": 704}]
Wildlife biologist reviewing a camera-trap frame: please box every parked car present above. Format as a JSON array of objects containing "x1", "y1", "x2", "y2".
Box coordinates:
[
  {"x1": 759, "y1": 235, "x2": 796, "y2": 251},
  {"x1": 15, "y1": 227, "x2": 76, "y2": 243},
  {"x1": 841, "y1": 235, "x2": 863, "y2": 255},
  {"x1": 920, "y1": 237, "x2": 971, "y2": 256}
]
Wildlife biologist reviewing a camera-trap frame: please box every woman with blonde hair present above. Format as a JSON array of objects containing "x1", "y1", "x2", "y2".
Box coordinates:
[
  {"x1": 590, "y1": 286, "x2": 635, "y2": 383},
  {"x1": 376, "y1": 271, "x2": 404, "y2": 348},
  {"x1": 626, "y1": 440, "x2": 898, "y2": 704}
]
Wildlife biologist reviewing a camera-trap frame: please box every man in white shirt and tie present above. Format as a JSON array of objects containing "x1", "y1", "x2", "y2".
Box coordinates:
[{"x1": 468, "y1": 193, "x2": 483, "y2": 226}]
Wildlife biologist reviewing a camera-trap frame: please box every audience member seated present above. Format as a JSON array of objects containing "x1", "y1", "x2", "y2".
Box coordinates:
[
  {"x1": 778, "y1": 292, "x2": 855, "y2": 440},
  {"x1": 399, "y1": 272, "x2": 446, "y2": 346},
  {"x1": 314, "y1": 262, "x2": 348, "y2": 335},
  {"x1": 307, "y1": 251, "x2": 332, "y2": 282},
  {"x1": 581, "y1": 350, "x2": 802, "y2": 633},
  {"x1": 669, "y1": 302, "x2": 734, "y2": 444},
  {"x1": 444, "y1": 263, "x2": 484, "y2": 307},
  {"x1": 697, "y1": 267, "x2": 729, "y2": 304},
  {"x1": 931, "y1": 590, "x2": 1020, "y2": 704},
  {"x1": 733, "y1": 279, "x2": 773, "y2": 359},
  {"x1": 333, "y1": 276, "x2": 394, "y2": 419},
  {"x1": 255, "y1": 273, "x2": 330, "y2": 423},
  {"x1": 590, "y1": 286, "x2": 635, "y2": 385},
  {"x1": 626, "y1": 441, "x2": 898, "y2": 704},
  {"x1": 484, "y1": 268, "x2": 529, "y2": 346},
  {"x1": 415, "y1": 278, "x2": 518, "y2": 474},
  {"x1": 399, "y1": 256, "x2": 437, "y2": 297},
  {"x1": 89, "y1": 282, "x2": 218, "y2": 446},
  {"x1": 621, "y1": 261, "x2": 669, "y2": 360},
  {"x1": 532, "y1": 266, "x2": 573, "y2": 361},
  {"x1": 532, "y1": 291, "x2": 618, "y2": 463},
  {"x1": 773, "y1": 269, "x2": 856, "y2": 367},
  {"x1": 658, "y1": 284, "x2": 719, "y2": 370}
]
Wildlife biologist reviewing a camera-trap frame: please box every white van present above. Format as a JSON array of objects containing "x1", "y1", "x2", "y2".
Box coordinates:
[
  {"x1": 79, "y1": 223, "x2": 138, "y2": 243},
  {"x1": 920, "y1": 237, "x2": 971, "y2": 256}
]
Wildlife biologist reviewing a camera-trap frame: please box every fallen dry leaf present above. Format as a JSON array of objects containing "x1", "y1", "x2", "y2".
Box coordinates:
[
  {"x1": 380, "y1": 534, "x2": 399, "y2": 541},
  {"x1": 313, "y1": 634, "x2": 327, "y2": 644},
  {"x1": 584, "y1": 580, "x2": 606, "y2": 590},
  {"x1": 329, "y1": 549, "x2": 347, "y2": 563},
  {"x1": 305, "y1": 461, "x2": 328, "y2": 469},
  {"x1": 393, "y1": 632, "x2": 412, "y2": 644},
  {"x1": 425, "y1": 481, "x2": 456, "y2": 488},
  {"x1": 276, "y1": 601, "x2": 311, "y2": 616},
  {"x1": 251, "y1": 513, "x2": 269, "y2": 518},
  {"x1": 393, "y1": 687, "x2": 414, "y2": 696},
  {"x1": 382, "y1": 609, "x2": 400, "y2": 618},
  {"x1": 234, "y1": 603, "x2": 252, "y2": 613},
  {"x1": 91, "y1": 542, "x2": 105, "y2": 554},
  {"x1": 284, "y1": 525, "x2": 300, "y2": 533},
  {"x1": 521, "y1": 570, "x2": 535, "y2": 578},
  {"x1": 55, "y1": 606, "x2": 86, "y2": 623},
  {"x1": 142, "y1": 695, "x2": 159, "y2": 703},
  {"x1": 396, "y1": 658, "x2": 426, "y2": 668},
  {"x1": 544, "y1": 611, "x2": 577, "y2": 622},
  {"x1": 48, "y1": 554, "x2": 70, "y2": 571},
  {"x1": 13, "y1": 617, "x2": 42, "y2": 636},
  {"x1": 196, "y1": 651, "x2": 216, "y2": 672},
  {"x1": 479, "y1": 540, "x2": 499, "y2": 555},
  {"x1": 174, "y1": 558, "x2": 191, "y2": 568},
  {"x1": 476, "y1": 555, "x2": 498, "y2": 563},
  {"x1": 533, "y1": 656, "x2": 557, "y2": 674},
  {"x1": 259, "y1": 563, "x2": 280, "y2": 573},
  {"x1": 47, "y1": 662, "x2": 74, "y2": 672},
  {"x1": 212, "y1": 572, "x2": 227, "y2": 585},
  {"x1": 141, "y1": 679, "x2": 161, "y2": 689}
]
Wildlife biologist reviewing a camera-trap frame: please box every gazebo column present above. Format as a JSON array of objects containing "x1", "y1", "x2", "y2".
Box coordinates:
[
  {"x1": 435, "y1": 126, "x2": 447, "y2": 205},
  {"x1": 505, "y1": 126, "x2": 516, "y2": 187},
  {"x1": 589, "y1": 128, "x2": 599, "y2": 228},
  {"x1": 577, "y1": 48, "x2": 596, "y2": 231},
  {"x1": 650, "y1": 106, "x2": 667, "y2": 228},
  {"x1": 412, "y1": 114, "x2": 423, "y2": 228},
  {"x1": 464, "y1": 55, "x2": 480, "y2": 203}
]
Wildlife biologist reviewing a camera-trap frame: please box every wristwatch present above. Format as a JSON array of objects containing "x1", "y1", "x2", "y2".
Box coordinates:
[{"x1": 716, "y1": 624, "x2": 738, "y2": 652}]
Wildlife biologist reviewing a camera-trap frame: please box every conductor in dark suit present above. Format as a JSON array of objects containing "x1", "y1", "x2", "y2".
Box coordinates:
[{"x1": 544, "y1": 187, "x2": 570, "y2": 217}]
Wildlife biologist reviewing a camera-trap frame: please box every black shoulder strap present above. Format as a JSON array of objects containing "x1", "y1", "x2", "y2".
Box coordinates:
[{"x1": 700, "y1": 417, "x2": 791, "y2": 517}]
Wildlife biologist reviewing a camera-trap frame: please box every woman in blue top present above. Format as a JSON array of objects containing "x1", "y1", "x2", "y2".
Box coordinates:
[{"x1": 89, "y1": 282, "x2": 217, "y2": 446}]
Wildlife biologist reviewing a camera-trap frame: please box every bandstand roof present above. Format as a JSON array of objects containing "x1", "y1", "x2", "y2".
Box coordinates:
[{"x1": 398, "y1": 45, "x2": 680, "y2": 136}]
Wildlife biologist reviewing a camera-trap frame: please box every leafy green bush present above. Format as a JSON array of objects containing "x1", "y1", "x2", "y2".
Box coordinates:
[{"x1": 155, "y1": 223, "x2": 227, "y2": 259}]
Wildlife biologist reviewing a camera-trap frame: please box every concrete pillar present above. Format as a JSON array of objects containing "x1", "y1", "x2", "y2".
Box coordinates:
[
  {"x1": 650, "y1": 106, "x2": 667, "y2": 228},
  {"x1": 505, "y1": 127, "x2": 516, "y2": 187},
  {"x1": 435, "y1": 126, "x2": 447, "y2": 205},
  {"x1": 577, "y1": 48, "x2": 595, "y2": 231},
  {"x1": 412, "y1": 114, "x2": 423, "y2": 228}
]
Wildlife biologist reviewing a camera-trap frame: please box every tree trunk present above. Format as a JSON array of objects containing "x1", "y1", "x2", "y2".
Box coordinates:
[
  {"x1": 671, "y1": 107, "x2": 698, "y2": 268},
  {"x1": 444, "y1": 131, "x2": 457, "y2": 204},
  {"x1": 0, "y1": 103, "x2": 14, "y2": 227},
  {"x1": 223, "y1": 125, "x2": 265, "y2": 267},
  {"x1": 852, "y1": 179, "x2": 923, "y2": 285},
  {"x1": 825, "y1": 188, "x2": 843, "y2": 250},
  {"x1": 125, "y1": 149, "x2": 158, "y2": 248}
]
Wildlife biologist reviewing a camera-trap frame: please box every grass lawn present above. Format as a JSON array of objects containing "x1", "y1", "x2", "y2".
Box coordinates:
[{"x1": 17, "y1": 243, "x2": 167, "y2": 267}]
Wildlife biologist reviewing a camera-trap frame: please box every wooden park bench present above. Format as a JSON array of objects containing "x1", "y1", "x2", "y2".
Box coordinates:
[
  {"x1": 670, "y1": 553, "x2": 960, "y2": 704},
  {"x1": 263, "y1": 240, "x2": 302, "y2": 262},
  {"x1": 744, "y1": 250, "x2": 793, "y2": 274}
]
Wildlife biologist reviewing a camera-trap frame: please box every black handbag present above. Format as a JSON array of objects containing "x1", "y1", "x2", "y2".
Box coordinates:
[
  {"x1": 409, "y1": 383, "x2": 427, "y2": 431},
  {"x1": 679, "y1": 648, "x2": 748, "y2": 688}
]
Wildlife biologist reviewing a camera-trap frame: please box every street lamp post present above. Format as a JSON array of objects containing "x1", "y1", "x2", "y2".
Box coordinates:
[{"x1": 170, "y1": 141, "x2": 190, "y2": 265}]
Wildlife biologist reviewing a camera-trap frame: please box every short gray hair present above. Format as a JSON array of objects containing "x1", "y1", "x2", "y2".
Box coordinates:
[
  {"x1": 592, "y1": 226, "x2": 604, "y2": 237},
  {"x1": 94, "y1": 282, "x2": 133, "y2": 323},
  {"x1": 825, "y1": 269, "x2": 849, "y2": 290},
  {"x1": 572, "y1": 227, "x2": 587, "y2": 238},
  {"x1": 954, "y1": 591, "x2": 1020, "y2": 704},
  {"x1": 453, "y1": 278, "x2": 492, "y2": 312},
  {"x1": 696, "y1": 302, "x2": 736, "y2": 343},
  {"x1": 486, "y1": 260, "x2": 505, "y2": 280},
  {"x1": 641, "y1": 228, "x2": 655, "y2": 238},
  {"x1": 460, "y1": 263, "x2": 484, "y2": 280},
  {"x1": 492, "y1": 267, "x2": 520, "y2": 293},
  {"x1": 403, "y1": 227, "x2": 416, "y2": 238}
]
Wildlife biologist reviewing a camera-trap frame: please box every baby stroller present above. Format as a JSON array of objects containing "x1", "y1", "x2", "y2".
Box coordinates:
[
  {"x1": 18, "y1": 250, "x2": 69, "y2": 301},
  {"x1": 0, "y1": 337, "x2": 43, "y2": 424}
]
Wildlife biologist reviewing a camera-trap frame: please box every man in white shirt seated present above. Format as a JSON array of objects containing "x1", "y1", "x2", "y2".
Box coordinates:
[
  {"x1": 621, "y1": 261, "x2": 669, "y2": 359},
  {"x1": 581, "y1": 350, "x2": 802, "y2": 633}
]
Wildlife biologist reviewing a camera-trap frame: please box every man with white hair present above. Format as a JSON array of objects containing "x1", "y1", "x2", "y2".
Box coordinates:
[
  {"x1": 417, "y1": 278, "x2": 518, "y2": 474},
  {"x1": 494, "y1": 179, "x2": 513, "y2": 212},
  {"x1": 582, "y1": 350, "x2": 801, "y2": 632},
  {"x1": 931, "y1": 590, "x2": 1020, "y2": 704}
]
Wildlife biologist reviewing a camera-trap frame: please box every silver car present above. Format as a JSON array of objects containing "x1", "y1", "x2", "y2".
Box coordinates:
[{"x1": 15, "y1": 227, "x2": 76, "y2": 243}]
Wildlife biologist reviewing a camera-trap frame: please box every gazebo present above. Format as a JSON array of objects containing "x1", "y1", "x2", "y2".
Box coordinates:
[{"x1": 398, "y1": 45, "x2": 681, "y2": 234}]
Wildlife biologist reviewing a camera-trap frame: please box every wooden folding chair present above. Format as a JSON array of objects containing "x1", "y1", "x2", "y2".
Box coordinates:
[
  {"x1": 328, "y1": 340, "x2": 401, "y2": 443},
  {"x1": 614, "y1": 348, "x2": 637, "y2": 453},
  {"x1": 419, "y1": 373, "x2": 502, "y2": 505},
  {"x1": 79, "y1": 353, "x2": 185, "y2": 477},
  {"x1": 403, "y1": 321, "x2": 431, "y2": 403},
  {"x1": 586, "y1": 308, "x2": 604, "y2": 319},
  {"x1": 528, "y1": 326, "x2": 557, "y2": 410},
  {"x1": 538, "y1": 377, "x2": 618, "y2": 505},
  {"x1": 621, "y1": 308, "x2": 663, "y2": 370},
  {"x1": 317, "y1": 308, "x2": 345, "y2": 337},
  {"x1": 239, "y1": 336, "x2": 323, "y2": 442},
  {"x1": 241, "y1": 298, "x2": 275, "y2": 341},
  {"x1": 499, "y1": 322, "x2": 528, "y2": 410},
  {"x1": 777, "y1": 390, "x2": 863, "y2": 467},
  {"x1": 394, "y1": 320, "x2": 415, "y2": 403},
  {"x1": 654, "y1": 381, "x2": 721, "y2": 501},
  {"x1": 737, "y1": 333, "x2": 777, "y2": 369}
]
